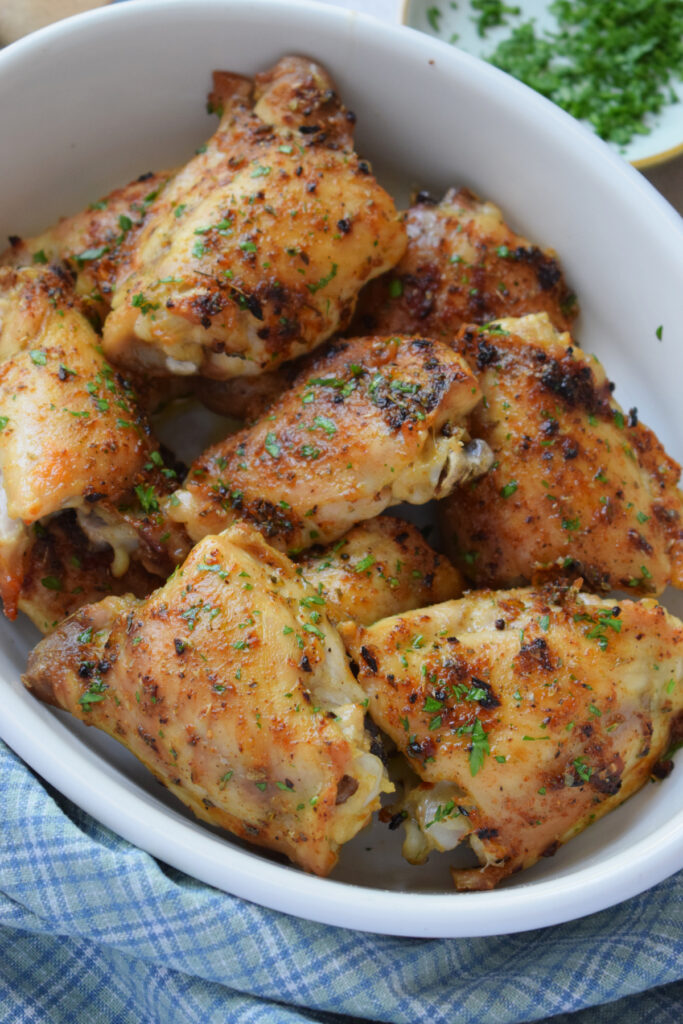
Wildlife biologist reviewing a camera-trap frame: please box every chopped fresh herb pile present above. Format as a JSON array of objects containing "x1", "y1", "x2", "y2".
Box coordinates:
[{"x1": 483, "y1": 1, "x2": 683, "y2": 146}]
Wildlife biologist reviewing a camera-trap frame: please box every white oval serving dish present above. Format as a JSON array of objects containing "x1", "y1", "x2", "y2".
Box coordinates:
[{"x1": 0, "y1": 0, "x2": 682, "y2": 937}]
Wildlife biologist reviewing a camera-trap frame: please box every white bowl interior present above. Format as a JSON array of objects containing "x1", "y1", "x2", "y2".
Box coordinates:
[{"x1": 1, "y1": 0, "x2": 682, "y2": 937}]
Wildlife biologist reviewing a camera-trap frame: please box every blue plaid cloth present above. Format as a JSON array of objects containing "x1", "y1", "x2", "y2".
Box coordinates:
[{"x1": 1, "y1": 740, "x2": 682, "y2": 1023}]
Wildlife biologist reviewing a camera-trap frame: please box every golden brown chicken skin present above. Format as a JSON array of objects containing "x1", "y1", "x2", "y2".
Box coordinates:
[
  {"x1": 340, "y1": 583, "x2": 683, "y2": 890},
  {"x1": 352, "y1": 187, "x2": 577, "y2": 339},
  {"x1": 102, "y1": 57, "x2": 406, "y2": 379},
  {"x1": 439, "y1": 314, "x2": 683, "y2": 595},
  {"x1": 297, "y1": 515, "x2": 463, "y2": 626},
  {"x1": 0, "y1": 171, "x2": 173, "y2": 317},
  {"x1": 168, "y1": 334, "x2": 492, "y2": 551},
  {"x1": 23, "y1": 524, "x2": 391, "y2": 875},
  {"x1": 18, "y1": 512, "x2": 159, "y2": 634}
]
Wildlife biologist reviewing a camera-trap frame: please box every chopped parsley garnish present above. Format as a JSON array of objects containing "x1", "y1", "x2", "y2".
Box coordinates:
[
  {"x1": 29, "y1": 350, "x2": 47, "y2": 366},
  {"x1": 426, "y1": 6, "x2": 441, "y2": 33},
  {"x1": 482, "y1": 1, "x2": 683, "y2": 146},
  {"x1": 78, "y1": 678, "x2": 108, "y2": 709},
  {"x1": 500, "y1": 480, "x2": 518, "y2": 499},
  {"x1": 424, "y1": 696, "x2": 443, "y2": 712},
  {"x1": 573, "y1": 756, "x2": 593, "y2": 783},
  {"x1": 41, "y1": 576, "x2": 62, "y2": 591},
  {"x1": 471, "y1": 1, "x2": 521, "y2": 37},
  {"x1": 264, "y1": 432, "x2": 281, "y2": 458},
  {"x1": 300, "y1": 444, "x2": 321, "y2": 460},
  {"x1": 134, "y1": 484, "x2": 159, "y2": 514},
  {"x1": 131, "y1": 292, "x2": 160, "y2": 315},
  {"x1": 311, "y1": 414, "x2": 336, "y2": 436},
  {"x1": 469, "y1": 718, "x2": 490, "y2": 777},
  {"x1": 74, "y1": 245, "x2": 109, "y2": 265},
  {"x1": 425, "y1": 800, "x2": 461, "y2": 828},
  {"x1": 307, "y1": 263, "x2": 338, "y2": 294}
]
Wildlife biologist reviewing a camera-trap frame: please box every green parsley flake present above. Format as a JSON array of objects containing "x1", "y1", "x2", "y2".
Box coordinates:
[
  {"x1": 131, "y1": 292, "x2": 160, "y2": 316},
  {"x1": 307, "y1": 263, "x2": 338, "y2": 294},
  {"x1": 426, "y1": 6, "x2": 441, "y2": 33},
  {"x1": 573, "y1": 756, "x2": 592, "y2": 783},
  {"x1": 311, "y1": 414, "x2": 336, "y2": 436},
  {"x1": 134, "y1": 484, "x2": 159, "y2": 514},
  {"x1": 74, "y1": 245, "x2": 109, "y2": 265},
  {"x1": 264, "y1": 432, "x2": 281, "y2": 458},
  {"x1": 41, "y1": 576, "x2": 62, "y2": 591},
  {"x1": 469, "y1": 718, "x2": 490, "y2": 776}
]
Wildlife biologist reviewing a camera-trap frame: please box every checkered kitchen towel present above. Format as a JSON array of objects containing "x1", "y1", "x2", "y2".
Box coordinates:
[{"x1": 1, "y1": 740, "x2": 681, "y2": 1023}]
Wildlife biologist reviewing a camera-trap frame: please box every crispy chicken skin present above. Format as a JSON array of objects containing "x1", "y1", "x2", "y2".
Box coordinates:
[
  {"x1": 340, "y1": 583, "x2": 683, "y2": 889},
  {"x1": 352, "y1": 188, "x2": 577, "y2": 338},
  {"x1": 0, "y1": 267, "x2": 189, "y2": 618},
  {"x1": 102, "y1": 57, "x2": 406, "y2": 379},
  {"x1": 18, "y1": 512, "x2": 159, "y2": 634},
  {"x1": 0, "y1": 171, "x2": 173, "y2": 316},
  {"x1": 297, "y1": 515, "x2": 463, "y2": 625},
  {"x1": 439, "y1": 314, "x2": 683, "y2": 595},
  {"x1": 23, "y1": 524, "x2": 391, "y2": 875},
  {"x1": 168, "y1": 334, "x2": 492, "y2": 550}
]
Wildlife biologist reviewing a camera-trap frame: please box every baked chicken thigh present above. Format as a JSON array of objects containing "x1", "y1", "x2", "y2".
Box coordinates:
[
  {"x1": 23, "y1": 523, "x2": 391, "y2": 875},
  {"x1": 340, "y1": 582, "x2": 683, "y2": 889},
  {"x1": 352, "y1": 187, "x2": 577, "y2": 338},
  {"x1": 0, "y1": 266, "x2": 188, "y2": 619},
  {"x1": 439, "y1": 314, "x2": 683, "y2": 595},
  {"x1": 168, "y1": 333, "x2": 492, "y2": 550},
  {"x1": 102, "y1": 57, "x2": 406, "y2": 379}
]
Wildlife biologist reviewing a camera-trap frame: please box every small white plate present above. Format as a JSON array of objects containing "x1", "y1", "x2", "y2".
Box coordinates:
[
  {"x1": 403, "y1": 0, "x2": 683, "y2": 167},
  {"x1": 1, "y1": 0, "x2": 683, "y2": 937}
]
